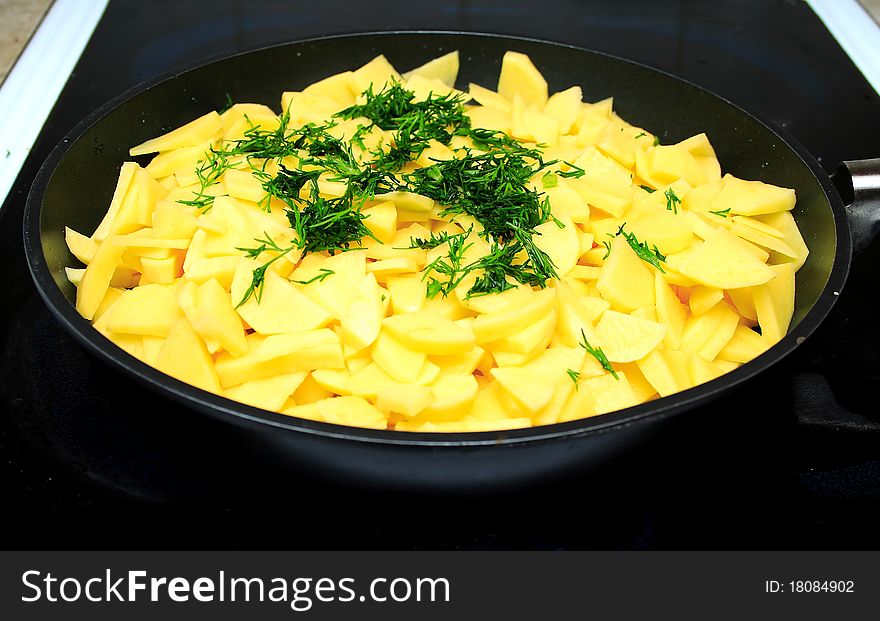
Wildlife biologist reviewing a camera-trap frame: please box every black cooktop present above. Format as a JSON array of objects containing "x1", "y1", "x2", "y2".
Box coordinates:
[{"x1": 2, "y1": 0, "x2": 879, "y2": 550}]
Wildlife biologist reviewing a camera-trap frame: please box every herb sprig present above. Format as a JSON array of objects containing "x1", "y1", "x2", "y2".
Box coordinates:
[
  {"x1": 579, "y1": 329, "x2": 618, "y2": 379},
  {"x1": 610, "y1": 224, "x2": 667, "y2": 272},
  {"x1": 664, "y1": 188, "x2": 681, "y2": 214}
]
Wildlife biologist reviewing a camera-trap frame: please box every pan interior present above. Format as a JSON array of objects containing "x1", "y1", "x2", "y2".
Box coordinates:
[{"x1": 40, "y1": 33, "x2": 836, "y2": 339}]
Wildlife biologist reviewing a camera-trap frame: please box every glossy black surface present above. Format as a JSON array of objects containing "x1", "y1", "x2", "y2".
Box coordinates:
[{"x1": 3, "y1": 0, "x2": 880, "y2": 548}]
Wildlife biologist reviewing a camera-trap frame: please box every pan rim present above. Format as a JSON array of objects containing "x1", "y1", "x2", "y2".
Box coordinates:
[{"x1": 22, "y1": 30, "x2": 852, "y2": 448}]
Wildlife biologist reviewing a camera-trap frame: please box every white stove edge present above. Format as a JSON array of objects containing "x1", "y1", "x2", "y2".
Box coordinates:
[
  {"x1": 0, "y1": 0, "x2": 876, "y2": 208},
  {"x1": 807, "y1": 0, "x2": 880, "y2": 95},
  {"x1": 0, "y1": 0, "x2": 108, "y2": 208}
]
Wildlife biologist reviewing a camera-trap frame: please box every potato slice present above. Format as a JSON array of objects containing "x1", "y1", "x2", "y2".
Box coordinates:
[
  {"x1": 596, "y1": 236, "x2": 655, "y2": 312},
  {"x1": 709, "y1": 174, "x2": 796, "y2": 217},
  {"x1": 753, "y1": 263, "x2": 795, "y2": 344},
  {"x1": 497, "y1": 51, "x2": 548, "y2": 107},
  {"x1": 594, "y1": 310, "x2": 666, "y2": 363},
  {"x1": 130, "y1": 111, "x2": 223, "y2": 156},
  {"x1": 677, "y1": 228, "x2": 775, "y2": 289},
  {"x1": 155, "y1": 319, "x2": 221, "y2": 394},
  {"x1": 403, "y1": 50, "x2": 460, "y2": 87}
]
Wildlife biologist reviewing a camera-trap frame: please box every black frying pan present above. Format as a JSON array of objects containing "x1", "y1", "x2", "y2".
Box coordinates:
[{"x1": 22, "y1": 32, "x2": 880, "y2": 490}]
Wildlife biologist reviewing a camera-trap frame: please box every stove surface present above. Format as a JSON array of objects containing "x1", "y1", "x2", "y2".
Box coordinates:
[{"x1": 1, "y1": 0, "x2": 879, "y2": 549}]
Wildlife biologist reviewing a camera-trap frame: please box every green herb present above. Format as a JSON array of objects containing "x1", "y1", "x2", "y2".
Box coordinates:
[
  {"x1": 401, "y1": 229, "x2": 468, "y2": 250},
  {"x1": 421, "y1": 232, "x2": 473, "y2": 299},
  {"x1": 634, "y1": 132, "x2": 647, "y2": 139},
  {"x1": 291, "y1": 268, "x2": 335, "y2": 285},
  {"x1": 542, "y1": 171, "x2": 558, "y2": 188},
  {"x1": 285, "y1": 180, "x2": 378, "y2": 256},
  {"x1": 176, "y1": 147, "x2": 232, "y2": 211},
  {"x1": 558, "y1": 162, "x2": 585, "y2": 179},
  {"x1": 653, "y1": 136, "x2": 661, "y2": 146},
  {"x1": 639, "y1": 184, "x2": 656, "y2": 194},
  {"x1": 218, "y1": 93, "x2": 234, "y2": 114},
  {"x1": 579, "y1": 329, "x2": 618, "y2": 379},
  {"x1": 336, "y1": 81, "x2": 472, "y2": 169},
  {"x1": 404, "y1": 147, "x2": 558, "y2": 296},
  {"x1": 709, "y1": 207, "x2": 731, "y2": 218},
  {"x1": 601, "y1": 240, "x2": 612, "y2": 260},
  {"x1": 234, "y1": 233, "x2": 299, "y2": 307},
  {"x1": 664, "y1": 188, "x2": 681, "y2": 214},
  {"x1": 612, "y1": 224, "x2": 666, "y2": 272},
  {"x1": 566, "y1": 368, "x2": 581, "y2": 388}
]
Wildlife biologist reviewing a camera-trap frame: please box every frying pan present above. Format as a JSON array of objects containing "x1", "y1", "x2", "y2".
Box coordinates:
[{"x1": 22, "y1": 32, "x2": 880, "y2": 491}]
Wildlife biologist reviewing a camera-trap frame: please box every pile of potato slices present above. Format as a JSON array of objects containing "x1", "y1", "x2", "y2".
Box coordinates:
[{"x1": 65, "y1": 50, "x2": 808, "y2": 432}]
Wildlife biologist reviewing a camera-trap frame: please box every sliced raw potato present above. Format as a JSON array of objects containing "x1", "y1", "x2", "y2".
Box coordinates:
[
  {"x1": 757, "y1": 210, "x2": 809, "y2": 270},
  {"x1": 383, "y1": 310, "x2": 475, "y2": 355},
  {"x1": 215, "y1": 330, "x2": 344, "y2": 388},
  {"x1": 544, "y1": 86, "x2": 583, "y2": 134},
  {"x1": 340, "y1": 273, "x2": 386, "y2": 352},
  {"x1": 130, "y1": 111, "x2": 222, "y2": 156},
  {"x1": 403, "y1": 50, "x2": 460, "y2": 86},
  {"x1": 753, "y1": 263, "x2": 795, "y2": 344},
  {"x1": 65, "y1": 227, "x2": 98, "y2": 265},
  {"x1": 472, "y1": 289, "x2": 555, "y2": 344},
  {"x1": 350, "y1": 55, "x2": 401, "y2": 94},
  {"x1": 594, "y1": 310, "x2": 666, "y2": 363},
  {"x1": 677, "y1": 228, "x2": 775, "y2": 289},
  {"x1": 491, "y1": 366, "x2": 555, "y2": 414},
  {"x1": 105, "y1": 283, "x2": 183, "y2": 337},
  {"x1": 579, "y1": 372, "x2": 640, "y2": 415},
  {"x1": 680, "y1": 301, "x2": 739, "y2": 361},
  {"x1": 533, "y1": 215, "x2": 579, "y2": 277},
  {"x1": 596, "y1": 236, "x2": 655, "y2": 311},
  {"x1": 155, "y1": 319, "x2": 222, "y2": 393},
  {"x1": 637, "y1": 350, "x2": 693, "y2": 397},
  {"x1": 718, "y1": 324, "x2": 772, "y2": 363},
  {"x1": 468, "y1": 83, "x2": 512, "y2": 111},
  {"x1": 686, "y1": 352, "x2": 724, "y2": 387},
  {"x1": 316, "y1": 396, "x2": 388, "y2": 430},
  {"x1": 654, "y1": 272, "x2": 688, "y2": 349},
  {"x1": 497, "y1": 51, "x2": 548, "y2": 107},
  {"x1": 371, "y1": 330, "x2": 426, "y2": 383},
  {"x1": 376, "y1": 384, "x2": 435, "y2": 417},
  {"x1": 688, "y1": 286, "x2": 723, "y2": 315},
  {"x1": 233, "y1": 268, "x2": 332, "y2": 334},
  {"x1": 708, "y1": 174, "x2": 796, "y2": 216},
  {"x1": 225, "y1": 372, "x2": 308, "y2": 412},
  {"x1": 191, "y1": 278, "x2": 248, "y2": 357}
]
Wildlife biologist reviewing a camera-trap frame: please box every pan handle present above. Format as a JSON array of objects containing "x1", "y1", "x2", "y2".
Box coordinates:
[{"x1": 832, "y1": 158, "x2": 880, "y2": 254}]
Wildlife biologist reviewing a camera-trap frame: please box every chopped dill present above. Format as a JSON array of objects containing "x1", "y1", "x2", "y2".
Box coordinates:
[
  {"x1": 558, "y1": 162, "x2": 585, "y2": 178},
  {"x1": 664, "y1": 188, "x2": 681, "y2": 214},
  {"x1": 639, "y1": 184, "x2": 656, "y2": 193},
  {"x1": 710, "y1": 207, "x2": 731, "y2": 218},
  {"x1": 566, "y1": 368, "x2": 581, "y2": 388},
  {"x1": 400, "y1": 229, "x2": 469, "y2": 250},
  {"x1": 291, "y1": 268, "x2": 335, "y2": 285},
  {"x1": 176, "y1": 147, "x2": 232, "y2": 211},
  {"x1": 579, "y1": 329, "x2": 619, "y2": 379},
  {"x1": 218, "y1": 93, "x2": 234, "y2": 114},
  {"x1": 421, "y1": 232, "x2": 472, "y2": 299},
  {"x1": 634, "y1": 132, "x2": 647, "y2": 139},
  {"x1": 234, "y1": 233, "x2": 299, "y2": 307},
  {"x1": 611, "y1": 224, "x2": 667, "y2": 272},
  {"x1": 653, "y1": 136, "x2": 661, "y2": 146}
]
